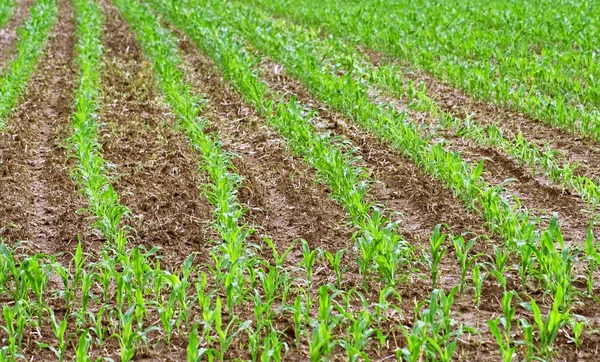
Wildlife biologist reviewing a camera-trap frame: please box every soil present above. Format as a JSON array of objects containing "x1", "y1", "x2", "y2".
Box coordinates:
[
  {"x1": 0, "y1": 0, "x2": 94, "y2": 256},
  {"x1": 97, "y1": 0, "x2": 214, "y2": 267},
  {"x1": 0, "y1": 0, "x2": 34, "y2": 71}
]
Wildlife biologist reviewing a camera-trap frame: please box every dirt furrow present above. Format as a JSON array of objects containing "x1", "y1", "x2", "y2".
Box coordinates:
[
  {"x1": 96, "y1": 0, "x2": 214, "y2": 266},
  {"x1": 456, "y1": 141, "x2": 593, "y2": 242},
  {"x1": 0, "y1": 0, "x2": 34, "y2": 71},
  {"x1": 0, "y1": 0, "x2": 94, "y2": 255}
]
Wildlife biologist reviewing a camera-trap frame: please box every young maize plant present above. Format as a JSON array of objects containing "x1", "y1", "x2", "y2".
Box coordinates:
[
  {"x1": 225, "y1": 2, "x2": 600, "y2": 208},
  {"x1": 146, "y1": 0, "x2": 418, "y2": 286},
  {"x1": 399, "y1": 288, "x2": 468, "y2": 362},
  {"x1": 0, "y1": 0, "x2": 57, "y2": 128},
  {"x1": 250, "y1": 0, "x2": 600, "y2": 144},
  {"x1": 0, "y1": 0, "x2": 15, "y2": 27},
  {"x1": 519, "y1": 284, "x2": 571, "y2": 359}
]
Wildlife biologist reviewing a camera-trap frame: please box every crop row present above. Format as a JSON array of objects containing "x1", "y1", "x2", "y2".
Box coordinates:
[
  {"x1": 0, "y1": 0, "x2": 57, "y2": 128},
  {"x1": 226, "y1": 2, "x2": 600, "y2": 207},
  {"x1": 0, "y1": 0, "x2": 15, "y2": 27},
  {"x1": 251, "y1": 0, "x2": 600, "y2": 143}
]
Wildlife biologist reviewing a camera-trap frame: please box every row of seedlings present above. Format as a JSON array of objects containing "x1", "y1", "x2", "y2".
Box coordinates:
[{"x1": 0, "y1": 0, "x2": 58, "y2": 128}]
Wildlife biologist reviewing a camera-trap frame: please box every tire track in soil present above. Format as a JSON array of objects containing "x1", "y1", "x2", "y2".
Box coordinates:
[
  {"x1": 0, "y1": 0, "x2": 94, "y2": 255},
  {"x1": 97, "y1": 0, "x2": 214, "y2": 267},
  {"x1": 174, "y1": 34, "x2": 357, "y2": 275},
  {"x1": 0, "y1": 0, "x2": 34, "y2": 71}
]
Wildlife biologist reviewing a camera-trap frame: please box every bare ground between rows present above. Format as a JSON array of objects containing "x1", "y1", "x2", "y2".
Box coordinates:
[
  {"x1": 441, "y1": 133, "x2": 595, "y2": 244},
  {"x1": 0, "y1": 0, "x2": 34, "y2": 71},
  {"x1": 0, "y1": 0, "x2": 94, "y2": 258},
  {"x1": 98, "y1": 0, "x2": 214, "y2": 268},
  {"x1": 362, "y1": 47, "x2": 600, "y2": 182}
]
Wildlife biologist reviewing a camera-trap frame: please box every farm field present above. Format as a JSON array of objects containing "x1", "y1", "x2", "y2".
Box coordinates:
[{"x1": 1, "y1": 0, "x2": 600, "y2": 360}]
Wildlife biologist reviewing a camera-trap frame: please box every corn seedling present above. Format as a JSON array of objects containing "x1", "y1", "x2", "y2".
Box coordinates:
[
  {"x1": 424, "y1": 224, "x2": 447, "y2": 289},
  {"x1": 472, "y1": 263, "x2": 487, "y2": 308},
  {"x1": 453, "y1": 235, "x2": 484, "y2": 293},
  {"x1": 323, "y1": 249, "x2": 345, "y2": 288},
  {"x1": 520, "y1": 285, "x2": 571, "y2": 359}
]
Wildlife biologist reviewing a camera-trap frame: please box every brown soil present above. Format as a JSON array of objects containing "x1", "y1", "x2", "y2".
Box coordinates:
[
  {"x1": 0, "y1": 0, "x2": 94, "y2": 255},
  {"x1": 97, "y1": 0, "x2": 214, "y2": 267},
  {"x1": 0, "y1": 0, "x2": 34, "y2": 71}
]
